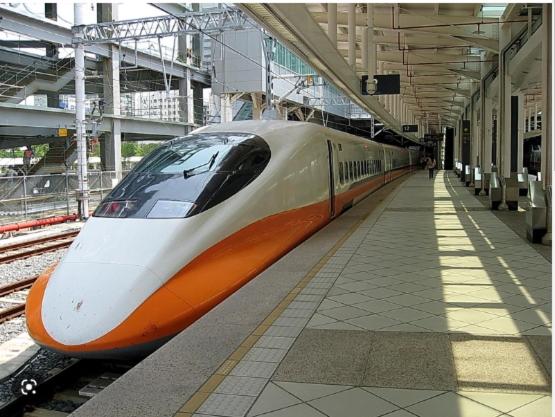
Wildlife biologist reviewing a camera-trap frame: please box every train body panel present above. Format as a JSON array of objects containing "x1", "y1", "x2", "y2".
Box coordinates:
[{"x1": 26, "y1": 120, "x2": 418, "y2": 357}]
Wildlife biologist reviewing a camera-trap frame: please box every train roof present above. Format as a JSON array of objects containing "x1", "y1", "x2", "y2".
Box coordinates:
[{"x1": 194, "y1": 120, "x2": 413, "y2": 151}]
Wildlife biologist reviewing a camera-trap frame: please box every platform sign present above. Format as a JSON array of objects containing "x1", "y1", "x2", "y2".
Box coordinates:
[
  {"x1": 402, "y1": 124, "x2": 418, "y2": 133},
  {"x1": 58, "y1": 128, "x2": 68, "y2": 137},
  {"x1": 361, "y1": 74, "x2": 400, "y2": 95}
]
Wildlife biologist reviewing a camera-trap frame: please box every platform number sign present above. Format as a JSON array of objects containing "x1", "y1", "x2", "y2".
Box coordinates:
[{"x1": 402, "y1": 125, "x2": 418, "y2": 133}]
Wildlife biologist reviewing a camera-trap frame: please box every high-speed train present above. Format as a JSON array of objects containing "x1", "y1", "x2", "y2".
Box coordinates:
[{"x1": 26, "y1": 120, "x2": 418, "y2": 358}]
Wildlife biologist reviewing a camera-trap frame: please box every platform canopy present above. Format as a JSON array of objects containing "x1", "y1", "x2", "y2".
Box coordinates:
[{"x1": 241, "y1": 3, "x2": 523, "y2": 136}]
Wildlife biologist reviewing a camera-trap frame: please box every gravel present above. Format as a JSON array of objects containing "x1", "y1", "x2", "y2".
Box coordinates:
[
  {"x1": 0, "y1": 248, "x2": 68, "y2": 345},
  {"x1": 0, "y1": 316, "x2": 27, "y2": 345},
  {"x1": 0, "y1": 249, "x2": 67, "y2": 287}
]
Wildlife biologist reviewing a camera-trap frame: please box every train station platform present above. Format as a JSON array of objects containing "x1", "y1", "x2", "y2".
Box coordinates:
[{"x1": 71, "y1": 171, "x2": 551, "y2": 417}]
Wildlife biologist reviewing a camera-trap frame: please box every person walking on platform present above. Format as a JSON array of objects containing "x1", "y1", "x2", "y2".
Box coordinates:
[{"x1": 426, "y1": 157, "x2": 436, "y2": 179}]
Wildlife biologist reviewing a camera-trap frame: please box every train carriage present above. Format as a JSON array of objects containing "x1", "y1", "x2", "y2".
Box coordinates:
[{"x1": 26, "y1": 120, "x2": 418, "y2": 358}]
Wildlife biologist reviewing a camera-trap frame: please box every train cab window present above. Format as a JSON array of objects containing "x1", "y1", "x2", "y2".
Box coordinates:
[{"x1": 94, "y1": 132, "x2": 271, "y2": 219}]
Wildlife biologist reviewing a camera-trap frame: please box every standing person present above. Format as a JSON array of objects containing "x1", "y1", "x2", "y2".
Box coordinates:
[{"x1": 426, "y1": 157, "x2": 436, "y2": 179}]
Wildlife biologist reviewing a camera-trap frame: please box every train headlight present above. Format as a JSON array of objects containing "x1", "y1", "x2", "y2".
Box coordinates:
[
  {"x1": 95, "y1": 200, "x2": 137, "y2": 218},
  {"x1": 147, "y1": 200, "x2": 196, "y2": 219}
]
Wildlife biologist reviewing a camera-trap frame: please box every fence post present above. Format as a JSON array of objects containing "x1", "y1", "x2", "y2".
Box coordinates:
[
  {"x1": 65, "y1": 171, "x2": 70, "y2": 215},
  {"x1": 99, "y1": 171, "x2": 103, "y2": 201},
  {"x1": 22, "y1": 175, "x2": 28, "y2": 219}
]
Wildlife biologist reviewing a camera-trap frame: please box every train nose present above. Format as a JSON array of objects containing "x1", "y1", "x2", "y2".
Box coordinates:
[{"x1": 40, "y1": 261, "x2": 164, "y2": 346}]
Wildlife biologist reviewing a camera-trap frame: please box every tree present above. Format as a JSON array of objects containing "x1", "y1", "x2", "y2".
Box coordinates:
[{"x1": 121, "y1": 142, "x2": 139, "y2": 158}]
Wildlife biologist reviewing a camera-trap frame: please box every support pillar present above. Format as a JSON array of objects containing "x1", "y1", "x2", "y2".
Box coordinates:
[
  {"x1": 483, "y1": 97, "x2": 493, "y2": 174},
  {"x1": 74, "y1": 4, "x2": 89, "y2": 218},
  {"x1": 98, "y1": 3, "x2": 122, "y2": 181},
  {"x1": 497, "y1": 19, "x2": 512, "y2": 209},
  {"x1": 471, "y1": 90, "x2": 480, "y2": 172},
  {"x1": 516, "y1": 93, "x2": 524, "y2": 173},
  {"x1": 541, "y1": 3, "x2": 552, "y2": 245},
  {"x1": 220, "y1": 94, "x2": 233, "y2": 123},
  {"x1": 45, "y1": 3, "x2": 59, "y2": 108}
]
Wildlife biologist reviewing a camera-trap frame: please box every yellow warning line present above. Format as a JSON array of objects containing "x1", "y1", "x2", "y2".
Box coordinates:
[{"x1": 174, "y1": 173, "x2": 412, "y2": 417}]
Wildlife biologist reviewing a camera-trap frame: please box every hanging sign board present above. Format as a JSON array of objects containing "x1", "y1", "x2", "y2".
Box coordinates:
[{"x1": 361, "y1": 74, "x2": 400, "y2": 95}]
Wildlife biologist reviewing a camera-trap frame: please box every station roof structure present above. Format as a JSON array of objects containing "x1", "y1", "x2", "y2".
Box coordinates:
[{"x1": 241, "y1": 3, "x2": 531, "y2": 137}]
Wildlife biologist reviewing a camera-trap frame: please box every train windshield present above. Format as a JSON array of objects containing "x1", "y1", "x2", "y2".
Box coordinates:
[{"x1": 93, "y1": 132, "x2": 271, "y2": 219}]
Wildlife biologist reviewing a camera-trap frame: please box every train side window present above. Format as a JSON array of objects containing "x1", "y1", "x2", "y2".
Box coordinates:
[
  {"x1": 358, "y1": 161, "x2": 361, "y2": 178},
  {"x1": 339, "y1": 162, "x2": 344, "y2": 184},
  {"x1": 350, "y1": 161, "x2": 354, "y2": 181}
]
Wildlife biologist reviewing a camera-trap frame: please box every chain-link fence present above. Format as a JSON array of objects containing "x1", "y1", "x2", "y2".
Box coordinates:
[{"x1": 0, "y1": 170, "x2": 128, "y2": 225}]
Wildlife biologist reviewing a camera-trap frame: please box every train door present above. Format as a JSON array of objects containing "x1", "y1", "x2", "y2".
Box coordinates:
[{"x1": 326, "y1": 140, "x2": 336, "y2": 218}]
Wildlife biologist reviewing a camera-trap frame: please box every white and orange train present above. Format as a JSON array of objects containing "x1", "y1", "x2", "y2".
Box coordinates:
[{"x1": 26, "y1": 120, "x2": 418, "y2": 358}]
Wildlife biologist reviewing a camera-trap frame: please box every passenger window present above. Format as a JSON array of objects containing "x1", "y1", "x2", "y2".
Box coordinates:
[{"x1": 339, "y1": 162, "x2": 344, "y2": 184}]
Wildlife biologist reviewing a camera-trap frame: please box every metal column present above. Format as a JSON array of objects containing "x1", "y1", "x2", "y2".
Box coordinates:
[{"x1": 73, "y1": 4, "x2": 89, "y2": 219}]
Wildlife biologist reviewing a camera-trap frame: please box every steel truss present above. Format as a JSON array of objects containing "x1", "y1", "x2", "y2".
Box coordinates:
[{"x1": 76, "y1": 10, "x2": 254, "y2": 43}]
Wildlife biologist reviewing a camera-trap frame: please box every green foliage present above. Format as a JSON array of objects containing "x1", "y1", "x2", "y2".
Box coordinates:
[
  {"x1": 121, "y1": 142, "x2": 139, "y2": 158},
  {"x1": 33, "y1": 144, "x2": 49, "y2": 158},
  {"x1": 120, "y1": 142, "x2": 160, "y2": 158},
  {"x1": 0, "y1": 149, "x2": 23, "y2": 158},
  {"x1": 138, "y1": 143, "x2": 160, "y2": 156}
]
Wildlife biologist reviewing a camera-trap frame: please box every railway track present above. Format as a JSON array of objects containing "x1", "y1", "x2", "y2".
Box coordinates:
[
  {"x1": 0, "y1": 276, "x2": 38, "y2": 324},
  {"x1": 0, "y1": 231, "x2": 78, "y2": 265},
  {"x1": 0, "y1": 231, "x2": 78, "y2": 324},
  {"x1": 0, "y1": 358, "x2": 136, "y2": 417}
]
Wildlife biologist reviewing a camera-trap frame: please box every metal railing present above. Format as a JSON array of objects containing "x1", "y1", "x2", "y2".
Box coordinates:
[{"x1": 0, "y1": 170, "x2": 129, "y2": 224}]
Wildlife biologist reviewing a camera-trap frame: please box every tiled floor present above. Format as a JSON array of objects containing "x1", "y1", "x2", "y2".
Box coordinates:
[{"x1": 191, "y1": 171, "x2": 552, "y2": 417}]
